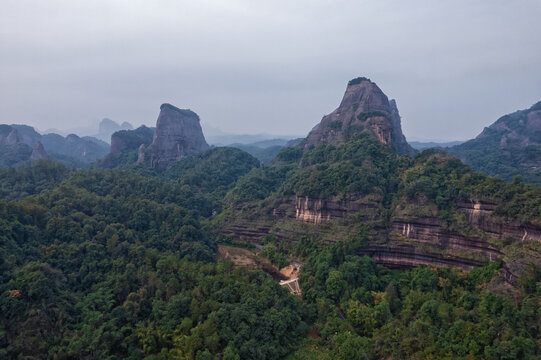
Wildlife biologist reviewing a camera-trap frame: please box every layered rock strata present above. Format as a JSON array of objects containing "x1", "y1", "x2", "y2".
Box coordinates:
[
  {"x1": 390, "y1": 216, "x2": 502, "y2": 260},
  {"x1": 358, "y1": 245, "x2": 484, "y2": 270},
  {"x1": 304, "y1": 77, "x2": 415, "y2": 156},
  {"x1": 457, "y1": 201, "x2": 541, "y2": 242},
  {"x1": 295, "y1": 195, "x2": 379, "y2": 224}
]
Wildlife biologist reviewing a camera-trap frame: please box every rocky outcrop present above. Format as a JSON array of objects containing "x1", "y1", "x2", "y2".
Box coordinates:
[
  {"x1": 110, "y1": 125, "x2": 154, "y2": 155},
  {"x1": 389, "y1": 100, "x2": 416, "y2": 156},
  {"x1": 295, "y1": 195, "x2": 379, "y2": 224},
  {"x1": 448, "y1": 101, "x2": 541, "y2": 184},
  {"x1": 4, "y1": 128, "x2": 23, "y2": 145},
  {"x1": 390, "y1": 216, "x2": 502, "y2": 259},
  {"x1": 457, "y1": 201, "x2": 541, "y2": 242},
  {"x1": 30, "y1": 142, "x2": 49, "y2": 160},
  {"x1": 358, "y1": 245, "x2": 484, "y2": 270},
  {"x1": 304, "y1": 77, "x2": 415, "y2": 156},
  {"x1": 144, "y1": 104, "x2": 209, "y2": 169},
  {"x1": 137, "y1": 144, "x2": 146, "y2": 163}
]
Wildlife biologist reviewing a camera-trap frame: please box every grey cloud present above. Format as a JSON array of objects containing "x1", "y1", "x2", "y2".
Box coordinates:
[{"x1": 1, "y1": 0, "x2": 540, "y2": 140}]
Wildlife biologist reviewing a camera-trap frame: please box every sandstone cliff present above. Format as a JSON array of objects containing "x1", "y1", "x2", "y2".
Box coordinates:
[
  {"x1": 304, "y1": 77, "x2": 415, "y2": 156},
  {"x1": 144, "y1": 104, "x2": 209, "y2": 169},
  {"x1": 30, "y1": 142, "x2": 49, "y2": 160},
  {"x1": 0, "y1": 127, "x2": 23, "y2": 146}
]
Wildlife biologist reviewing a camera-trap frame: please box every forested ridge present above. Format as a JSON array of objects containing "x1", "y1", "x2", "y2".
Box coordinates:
[{"x1": 1, "y1": 139, "x2": 540, "y2": 359}]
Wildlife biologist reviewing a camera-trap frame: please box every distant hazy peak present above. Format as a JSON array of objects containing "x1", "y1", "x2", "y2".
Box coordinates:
[{"x1": 160, "y1": 103, "x2": 200, "y2": 121}]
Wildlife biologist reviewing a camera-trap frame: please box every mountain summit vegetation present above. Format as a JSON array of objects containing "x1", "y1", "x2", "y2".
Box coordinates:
[{"x1": 448, "y1": 101, "x2": 541, "y2": 185}]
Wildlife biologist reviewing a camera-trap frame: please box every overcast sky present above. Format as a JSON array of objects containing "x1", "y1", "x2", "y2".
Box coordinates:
[{"x1": 1, "y1": 0, "x2": 540, "y2": 141}]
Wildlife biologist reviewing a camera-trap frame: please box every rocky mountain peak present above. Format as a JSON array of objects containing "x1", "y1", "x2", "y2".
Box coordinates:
[
  {"x1": 476, "y1": 101, "x2": 541, "y2": 147},
  {"x1": 30, "y1": 141, "x2": 49, "y2": 160},
  {"x1": 144, "y1": 103, "x2": 209, "y2": 169},
  {"x1": 338, "y1": 77, "x2": 390, "y2": 112},
  {"x1": 6, "y1": 128, "x2": 23, "y2": 145},
  {"x1": 304, "y1": 77, "x2": 415, "y2": 156}
]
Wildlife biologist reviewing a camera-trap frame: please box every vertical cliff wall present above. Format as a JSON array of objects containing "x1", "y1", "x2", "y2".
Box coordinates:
[
  {"x1": 304, "y1": 77, "x2": 415, "y2": 156},
  {"x1": 144, "y1": 104, "x2": 209, "y2": 170}
]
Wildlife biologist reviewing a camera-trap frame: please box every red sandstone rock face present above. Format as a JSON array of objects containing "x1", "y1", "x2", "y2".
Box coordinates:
[
  {"x1": 145, "y1": 104, "x2": 209, "y2": 170},
  {"x1": 219, "y1": 193, "x2": 541, "y2": 276},
  {"x1": 457, "y1": 200, "x2": 541, "y2": 242},
  {"x1": 304, "y1": 78, "x2": 415, "y2": 156},
  {"x1": 390, "y1": 216, "x2": 502, "y2": 260},
  {"x1": 30, "y1": 141, "x2": 49, "y2": 160},
  {"x1": 295, "y1": 195, "x2": 379, "y2": 224},
  {"x1": 1, "y1": 128, "x2": 23, "y2": 146}
]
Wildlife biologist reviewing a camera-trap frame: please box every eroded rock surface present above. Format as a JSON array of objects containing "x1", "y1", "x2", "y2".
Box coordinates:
[
  {"x1": 30, "y1": 142, "x2": 49, "y2": 160},
  {"x1": 144, "y1": 104, "x2": 209, "y2": 169},
  {"x1": 304, "y1": 77, "x2": 415, "y2": 156}
]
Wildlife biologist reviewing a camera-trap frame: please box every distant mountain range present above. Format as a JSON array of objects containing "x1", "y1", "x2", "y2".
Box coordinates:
[
  {"x1": 409, "y1": 140, "x2": 465, "y2": 150},
  {"x1": 3, "y1": 93, "x2": 541, "y2": 186},
  {"x1": 448, "y1": 101, "x2": 541, "y2": 185},
  {"x1": 0, "y1": 124, "x2": 109, "y2": 167}
]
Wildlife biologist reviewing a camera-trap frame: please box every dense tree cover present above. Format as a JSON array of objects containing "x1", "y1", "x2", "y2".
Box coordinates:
[
  {"x1": 0, "y1": 143, "x2": 32, "y2": 168},
  {"x1": 282, "y1": 134, "x2": 405, "y2": 200},
  {"x1": 0, "y1": 158, "x2": 305, "y2": 359},
  {"x1": 0, "y1": 160, "x2": 71, "y2": 201},
  {"x1": 291, "y1": 238, "x2": 540, "y2": 359},
  {"x1": 225, "y1": 165, "x2": 294, "y2": 205},
  {"x1": 399, "y1": 150, "x2": 541, "y2": 223},
  {"x1": 225, "y1": 134, "x2": 406, "y2": 206},
  {"x1": 226, "y1": 134, "x2": 541, "y2": 227},
  {"x1": 228, "y1": 144, "x2": 283, "y2": 165},
  {"x1": 2, "y1": 132, "x2": 541, "y2": 359},
  {"x1": 165, "y1": 147, "x2": 260, "y2": 203},
  {"x1": 449, "y1": 137, "x2": 541, "y2": 185}
]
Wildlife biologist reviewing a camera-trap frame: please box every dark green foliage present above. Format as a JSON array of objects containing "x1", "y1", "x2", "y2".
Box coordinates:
[
  {"x1": 114, "y1": 125, "x2": 154, "y2": 151},
  {"x1": 294, "y1": 238, "x2": 540, "y2": 359},
  {"x1": 285, "y1": 133, "x2": 401, "y2": 199},
  {"x1": 0, "y1": 164, "x2": 304, "y2": 359},
  {"x1": 166, "y1": 147, "x2": 259, "y2": 193},
  {"x1": 228, "y1": 144, "x2": 282, "y2": 164},
  {"x1": 0, "y1": 160, "x2": 70, "y2": 201},
  {"x1": 226, "y1": 165, "x2": 293, "y2": 205},
  {"x1": 95, "y1": 148, "x2": 140, "y2": 169},
  {"x1": 2, "y1": 114, "x2": 541, "y2": 359},
  {"x1": 165, "y1": 147, "x2": 260, "y2": 211},
  {"x1": 0, "y1": 143, "x2": 32, "y2": 167},
  {"x1": 327, "y1": 121, "x2": 342, "y2": 131},
  {"x1": 347, "y1": 77, "x2": 371, "y2": 86},
  {"x1": 274, "y1": 146, "x2": 302, "y2": 163},
  {"x1": 356, "y1": 111, "x2": 388, "y2": 122},
  {"x1": 399, "y1": 149, "x2": 541, "y2": 223}
]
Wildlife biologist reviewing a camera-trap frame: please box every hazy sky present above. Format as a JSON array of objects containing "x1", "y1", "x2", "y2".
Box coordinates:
[{"x1": 1, "y1": 0, "x2": 540, "y2": 141}]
